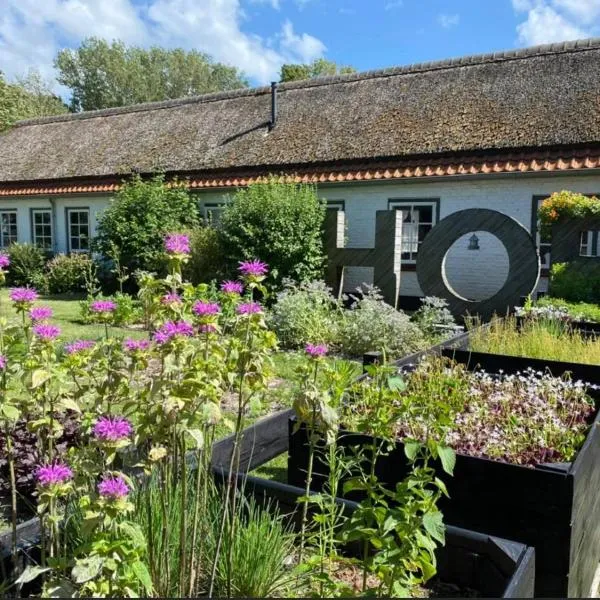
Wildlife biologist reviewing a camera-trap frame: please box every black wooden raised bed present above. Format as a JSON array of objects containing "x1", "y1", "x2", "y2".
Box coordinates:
[
  {"x1": 290, "y1": 341, "x2": 600, "y2": 598},
  {"x1": 212, "y1": 412, "x2": 535, "y2": 599}
]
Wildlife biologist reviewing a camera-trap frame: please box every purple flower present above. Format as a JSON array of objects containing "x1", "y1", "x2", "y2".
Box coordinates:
[
  {"x1": 33, "y1": 324, "x2": 61, "y2": 341},
  {"x1": 220, "y1": 280, "x2": 244, "y2": 295},
  {"x1": 305, "y1": 343, "x2": 328, "y2": 357},
  {"x1": 9, "y1": 287, "x2": 38, "y2": 304},
  {"x1": 90, "y1": 300, "x2": 117, "y2": 314},
  {"x1": 65, "y1": 339, "x2": 96, "y2": 355},
  {"x1": 93, "y1": 416, "x2": 133, "y2": 442},
  {"x1": 237, "y1": 302, "x2": 262, "y2": 315},
  {"x1": 192, "y1": 301, "x2": 220, "y2": 317},
  {"x1": 0, "y1": 254, "x2": 10, "y2": 269},
  {"x1": 153, "y1": 320, "x2": 195, "y2": 344},
  {"x1": 123, "y1": 338, "x2": 151, "y2": 352},
  {"x1": 29, "y1": 306, "x2": 53, "y2": 322},
  {"x1": 238, "y1": 260, "x2": 268, "y2": 278},
  {"x1": 161, "y1": 292, "x2": 182, "y2": 305},
  {"x1": 0, "y1": 355, "x2": 7, "y2": 370},
  {"x1": 164, "y1": 233, "x2": 190, "y2": 255},
  {"x1": 37, "y1": 462, "x2": 73, "y2": 487},
  {"x1": 98, "y1": 476, "x2": 129, "y2": 500}
]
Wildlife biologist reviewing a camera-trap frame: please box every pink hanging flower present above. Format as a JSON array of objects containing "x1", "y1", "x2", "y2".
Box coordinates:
[
  {"x1": 33, "y1": 324, "x2": 61, "y2": 341},
  {"x1": 90, "y1": 300, "x2": 117, "y2": 314},
  {"x1": 65, "y1": 339, "x2": 96, "y2": 355},
  {"x1": 37, "y1": 462, "x2": 73, "y2": 487},
  {"x1": 93, "y1": 416, "x2": 133, "y2": 442},
  {"x1": 161, "y1": 292, "x2": 182, "y2": 305},
  {"x1": 0, "y1": 254, "x2": 10, "y2": 269},
  {"x1": 192, "y1": 301, "x2": 220, "y2": 317},
  {"x1": 220, "y1": 280, "x2": 244, "y2": 295},
  {"x1": 98, "y1": 476, "x2": 129, "y2": 500},
  {"x1": 123, "y1": 338, "x2": 151, "y2": 352},
  {"x1": 29, "y1": 306, "x2": 53, "y2": 322},
  {"x1": 237, "y1": 302, "x2": 262, "y2": 315},
  {"x1": 10, "y1": 287, "x2": 38, "y2": 305},
  {"x1": 305, "y1": 343, "x2": 328, "y2": 357},
  {"x1": 153, "y1": 320, "x2": 195, "y2": 344},
  {"x1": 164, "y1": 233, "x2": 190, "y2": 255},
  {"x1": 0, "y1": 355, "x2": 7, "y2": 370},
  {"x1": 238, "y1": 260, "x2": 268, "y2": 278}
]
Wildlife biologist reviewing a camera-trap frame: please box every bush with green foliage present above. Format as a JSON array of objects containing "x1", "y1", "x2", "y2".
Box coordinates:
[
  {"x1": 94, "y1": 174, "x2": 199, "y2": 275},
  {"x1": 535, "y1": 296, "x2": 600, "y2": 323},
  {"x1": 268, "y1": 279, "x2": 341, "y2": 348},
  {"x1": 538, "y1": 190, "x2": 600, "y2": 227},
  {"x1": 79, "y1": 293, "x2": 142, "y2": 326},
  {"x1": 549, "y1": 261, "x2": 600, "y2": 304},
  {"x1": 219, "y1": 179, "x2": 326, "y2": 284},
  {"x1": 182, "y1": 227, "x2": 226, "y2": 285},
  {"x1": 411, "y1": 296, "x2": 457, "y2": 340},
  {"x1": 5, "y1": 243, "x2": 47, "y2": 289},
  {"x1": 46, "y1": 252, "x2": 95, "y2": 294},
  {"x1": 338, "y1": 286, "x2": 426, "y2": 358}
]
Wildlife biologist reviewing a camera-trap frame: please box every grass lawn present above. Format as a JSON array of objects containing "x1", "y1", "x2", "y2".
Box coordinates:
[{"x1": 0, "y1": 289, "x2": 147, "y2": 342}]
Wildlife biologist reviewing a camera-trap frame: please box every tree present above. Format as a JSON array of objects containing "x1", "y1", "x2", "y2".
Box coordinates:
[
  {"x1": 55, "y1": 38, "x2": 248, "y2": 112},
  {"x1": 94, "y1": 174, "x2": 200, "y2": 275},
  {"x1": 219, "y1": 178, "x2": 326, "y2": 285},
  {"x1": 0, "y1": 70, "x2": 68, "y2": 130},
  {"x1": 280, "y1": 58, "x2": 356, "y2": 83}
]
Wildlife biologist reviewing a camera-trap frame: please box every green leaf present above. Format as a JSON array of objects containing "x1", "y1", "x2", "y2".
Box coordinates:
[
  {"x1": 387, "y1": 376, "x2": 406, "y2": 392},
  {"x1": 118, "y1": 522, "x2": 146, "y2": 547},
  {"x1": 131, "y1": 561, "x2": 153, "y2": 594},
  {"x1": 16, "y1": 565, "x2": 51, "y2": 584},
  {"x1": 30, "y1": 369, "x2": 52, "y2": 389},
  {"x1": 404, "y1": 441, "x2": 420, "y2": 462},
  {"x1": 423, "y1": 511, "x2": 445, "y2": 544},
  {"x1": 58, "y1": 398, "x2": 82, "y2": 413},
  {"x1": 438, "y1": 446, "x2": 456, "y2": 476},
  {"x1": 1, "y1": 404, "x2": 19, "y2": 421},
  {"x1": 72, "y1": 555, "x2": 104, "y2": 583},
  {"x1": 185, "y1": 428, "x2": 204, "y2": 449}
]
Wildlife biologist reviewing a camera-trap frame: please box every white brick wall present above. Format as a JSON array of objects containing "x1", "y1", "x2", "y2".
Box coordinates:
[{"x1": 196, "y1": 173, "x2": 600, "y2": 299}]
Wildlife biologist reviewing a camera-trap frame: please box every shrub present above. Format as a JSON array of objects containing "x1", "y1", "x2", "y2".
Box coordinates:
[
  {"x1": 534, "y1": 297, "x2": 600, "y2": 323},
  {"x1": 5, "y1": 243, "x2": 47, "y2": 288},
  {"x1": 46, "y1": 252, "x2": 95, "y2": 294},
  {"x1": 549, "y1": 261, "x2": 600, "y2": 304},
  {"x1": 79, "y1": 293, "x2": 141, "y2": 326},
  {"x1": 183, "y1": 226, "x2": 226, "y2": 284},
  {"x1": 219, "y1": 178, "x2": 326, "y2": 284},
  {"x1": 538, "y1": 190, "x2": 600, "y2": 227},
  {"x1": 411, "y1": 296, "x2": 457, "y2": 340},
  {"x1": 268, "y1": 279, "x2": 341, "y2": 348},
  {"x1": 94, "y1": 174, "x2": 199, "y2": 275},
  {"x1": 338, "y1": 285, "x2": 426, "y2": 358}
]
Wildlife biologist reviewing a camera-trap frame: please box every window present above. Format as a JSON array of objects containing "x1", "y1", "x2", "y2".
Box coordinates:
[
  {"x1": 532, "y1": 197, "x2": 552, "y2": 269},
  {"x1": 326, "y1": 200, "x2": 345, "y2": 211},
  {"x1": 0, "y1": 211, "x2": 17, "y2": 248},
  {"x1": 580, "y1": 231, "x2": 600, "y2": 257},
  {"x1": 67, "y1": 209, "x2": 90, "y2": 252},
  {"x1": 388, "y1": 200, "x2": 438, "y2": 262},
  {"x1": 203, "y1": 202, "x2": 226, "y2": 226},
  {"x1": 31, "y1": 209, "x2": 53, "y2": 250}
]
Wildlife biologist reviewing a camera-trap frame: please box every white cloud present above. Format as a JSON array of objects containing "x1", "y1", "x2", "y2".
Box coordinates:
[
  {"x1": 512, "y1": 0, "x2": 600, "y2": 46},
  {"x1": 0, "y1": 0, "x2": 326, "y2": 88},
  {"x1": 249, "y1": 0, "x2": 281, "y2": 10},
  {"x1": 384, "y1": 0, "x2": 403, "y2": 10},
  {"x1": 437, "y1": 13, "x2": 460, "y2": 28}
]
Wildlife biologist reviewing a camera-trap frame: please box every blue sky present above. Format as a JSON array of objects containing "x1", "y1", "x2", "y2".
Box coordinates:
[{"x1": 1, "y1": 0, "x2": 599, "y2": 93}]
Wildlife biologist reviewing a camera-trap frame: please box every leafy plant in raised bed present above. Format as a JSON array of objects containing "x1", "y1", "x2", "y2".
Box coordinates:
[{"x1": 468, "y1": 315, "x2": 600, "y2": 365}]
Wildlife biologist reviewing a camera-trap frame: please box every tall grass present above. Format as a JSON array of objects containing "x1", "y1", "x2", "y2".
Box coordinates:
[
  {"x1": 468, "y1": 316, "x2": 600, "y2": 364},
  {"x1": 133, "y1": 470, "x2": 295, "y2": 598}
]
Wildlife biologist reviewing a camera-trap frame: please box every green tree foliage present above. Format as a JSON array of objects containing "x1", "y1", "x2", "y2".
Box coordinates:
[
  {"x1": 0, "y1": 71, "x2": 68, "y2": 130},
  {"x1": 55, "y1": 38, "x2": 248, "y2": 111},
  {"x1": 280, "y1": 58, "x2": 356, "y2": 82},
  {"x1": 219, "y1": 178, "x2": 326, "y2": 284},
  {"x1": 94, "y1": 174, "x2": 200, "y2": 274}
]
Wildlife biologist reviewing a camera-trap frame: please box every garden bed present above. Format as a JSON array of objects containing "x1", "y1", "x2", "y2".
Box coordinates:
[
  {"x1": 211, "y1": 412, "x2": 535, "y2": 599},
  {"x1": 290, "y1": 343, "x2": 600, "y2": 598}
]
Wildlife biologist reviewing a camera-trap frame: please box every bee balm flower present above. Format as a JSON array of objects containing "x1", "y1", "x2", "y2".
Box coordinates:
[
  {"x1": 93, "y1": 416, "x2": 133, "y2": 442},
  {"x1": 37, "y1": 462, "x2": 73, "y2": 487},
  {"x1": 33, "y1": 324, "x2": 61, "y2": 341},
  {"x1": 220, "y1": 280, "x2": 244, "y2": 295},
  {"x1": 29, "y1": 306, "x2": 53, "y2": 322},
  {"x1": 164, "y1": 233, "x2": 190, "y2": 256},
  {"x1": 10, "y1": 287, "x2": 38, "y2": 306},
  {"x1": 305, "y1": 343, "x2": 328, "y2": 357},
  {"x1": 238, "y1": 260, "x2": 268, "y2": 279},
  {"x1": 98, "y1": 476, "x2": 129, "y2": 500}
]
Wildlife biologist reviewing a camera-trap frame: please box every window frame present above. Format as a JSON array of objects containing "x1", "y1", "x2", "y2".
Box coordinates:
[
  {"x1": 580, "y1": 230, "x2": 600, "y2": 257},
  {"x1": 30, "y1": 208, "x2": 53, "y2": 250},
  {"x1": 0, "y1": 210, "x2": 18, "y2": 248},
  {"x1": 65, "y1": 207, "x2": 91, "y2": 253},
  {"x1": 326, "y1": 200, "x2": 346, "y2": 211},
  {"x1": 203, "y1": 202, "x2": 227, "y2": 227},
  {"x1": 387, "y1": 198, "x2": 440, "y2": 264}
]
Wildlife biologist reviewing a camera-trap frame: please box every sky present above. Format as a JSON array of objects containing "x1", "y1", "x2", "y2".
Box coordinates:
[{"x1": 1, "y1": 0, "x2": 600, "y2": 94}]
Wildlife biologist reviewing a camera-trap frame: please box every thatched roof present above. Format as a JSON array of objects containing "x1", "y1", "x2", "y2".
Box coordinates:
[{"x1": 1, "y1": 38, "x2": 600, "y2": 185}]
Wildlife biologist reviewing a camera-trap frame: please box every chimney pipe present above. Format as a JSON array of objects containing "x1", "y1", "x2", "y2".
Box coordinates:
[{"x1": 269, "y1": 81, "x2": 278, "y2": 131}]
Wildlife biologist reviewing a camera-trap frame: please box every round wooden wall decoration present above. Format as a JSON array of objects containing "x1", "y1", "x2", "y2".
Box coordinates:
[{"x1": 416, "y1": 208, "x2": 540, "y2": 320}]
